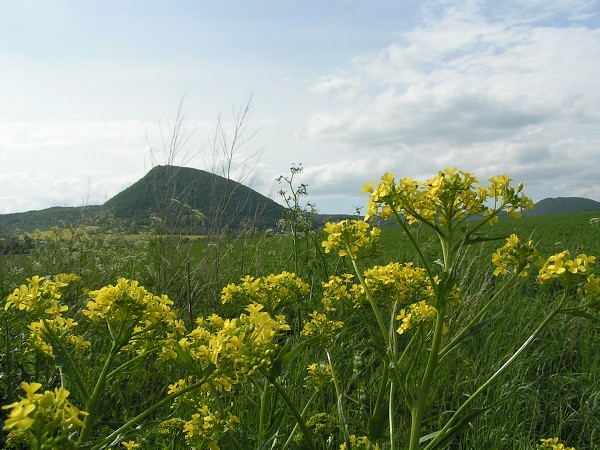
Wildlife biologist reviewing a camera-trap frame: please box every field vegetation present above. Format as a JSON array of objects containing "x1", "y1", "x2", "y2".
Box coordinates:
[
  {"x1": 0, "y1": 104, "x2": 598, "y2": 450},
  {"x1": 0, "y1": 165, "x2": 598, "y2": 450}
]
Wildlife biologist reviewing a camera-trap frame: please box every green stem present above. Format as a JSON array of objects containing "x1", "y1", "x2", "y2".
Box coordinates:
[
  {"x1": 389, "y1": 380, "x2": 395, "y2": 450},
  {"x1": 90, "y1": 378, "x2": 209, "y2": 450},
  {"x1": 263, "y1": 369, "x2": 316, "y2": 450},
  {"x1": 40, "y1": 320, "x2": 90, "y2": 403},
  {"x1": 79, "y1": 342, "x2": 120, "y2": 443},
  {"x1": 259, "y1": 378, "x2": 271, "y2": 436},
  {"x1": 351, "y1": 257, "x2": 389, "y2": 346},
  {"x1": 439, "y1": 272, "x2": 518, "y2": 359},
  {"x1": 281, "y1": 389, "x2": 319, "y2": 450},
  {"x1": 424, "y1": 292, "x2": 568, "y2": 450},
  {"x1": 408, "y1": 302, "x2": 447, "y2": 450},
  {"x1": 107, "y1": 346, "x2": 161, "y2": 381},
  {"x1": 327, "y1": 349, "x2": 348, "y2": 443}
]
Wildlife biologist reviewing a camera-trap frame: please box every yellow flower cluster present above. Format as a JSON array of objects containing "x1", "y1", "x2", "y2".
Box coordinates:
[
  {"x1": 537, "y1": 437, "x2": 576, "y2": 450},
  {"x1": 28, "y1": 317, "x2": 90, "y2": 357},
  {"x1": 362, "y1": 168, "x2": 533, "y2": 226},
  {"x1": 221, "y1": 271, "x2": 309, "y2": 313},
  {"x1": 301, "y1": 311, "x2": 344, "y2": 346},
  {"x1": 182, "y1": 404, "x2": 239, "y2": 449},
  {"x1": 396, "y1": 301, "x2": 438, "y2": 335},
  {"x1": 83, "y1": 278, "x2": 184, "y2": 359},
  {"x1": 537, "y1": 251, "x2": 596, "y2": 284},
  {"x1": 492, "y1": 234, "x2": 538, "y2": 277},
  {"x1": 321, "y1": 263, "x2": 450, "y2": 311},
  {"x1": 361, "y1": 262, "x2": 433, "y2": 306},
  {"x1": 305, "y1": 362, "x2": 333, "y2": 389},
  {"x1": 321, "y1": 274, "x2": 356, "y2": 311},
  {"x1": 179, "y1": 303, "x2": 290, "y2": 390},
  {"x1": 581, "y1": 274, "x2": 600, "y2": 309},
  {"x1": 2, "y1": 382, "x2": 87, "y2": 447},
  {"x1": 4, "y1": 274, "x2": 90, "y2": 358},
  {"x1": 339, "y1": 434, "x2": 381, "y2": 450},
  {"x1": 5, "y1": 274, "x2": 78, "y2": 313},
  {"x1": 322, "y1": 219, "x2": 381, "y2": 258}
]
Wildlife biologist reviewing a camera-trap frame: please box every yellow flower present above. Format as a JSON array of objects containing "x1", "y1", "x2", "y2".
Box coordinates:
[
  {"x1": 301, "y1": 311, "x2": 344, "y2": 346},
  {"x1": 537, "y1": 437, "x2": 576, "y2": 450},
  {"x1": 2, "y1": 382, "x2": 87, "y2": 435},
  {"x1": 121, "y1": 441, "x2": 141, "y2": 449},
  {"x1": 322, "y1": 220, "x2": 381, "y2": 259}
]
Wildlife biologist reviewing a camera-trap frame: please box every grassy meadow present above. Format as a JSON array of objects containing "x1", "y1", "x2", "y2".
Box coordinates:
[{"x1": 0, "y1": 200, "x2": 599, "y2": 449}]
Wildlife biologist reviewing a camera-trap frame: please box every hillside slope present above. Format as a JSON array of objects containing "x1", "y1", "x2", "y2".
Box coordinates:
[
  {"x1": 103, "y1": 165, "x2": 284, "y2": 231},
  {"x1": 529, "y1": 197, "x2": 600, "y2": 215}
]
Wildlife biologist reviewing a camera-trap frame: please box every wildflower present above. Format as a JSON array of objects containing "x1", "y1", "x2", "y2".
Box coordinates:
[
  {"x1": 396, "y1": 301, "x2": 438, "y2": 335},
  {"x1": 580, "y1": 274, "x2": 600, "y2": 310},
  {"x1": 121, "y1": 441, "x2": 141, "y2": 449},
  {"x1": 4, "y1": 274, "x2": 77, "y2": 313},
  {"x1": 301, "y1": 311, "x2": 344, "y2": 346},
  {"x1": 182, "y1": 405, "x2": 239, "y2": 448},
  {"x1": 363, "y1": 168, "x2": 532, "y2": 228},
  {"x1": 322, "y1": 219, "x2": 381, "y2": 259},
  {"x1": 84, "y1": 278, "x2": 184, "y2": 358},
  {"x1": 340, "y1": 435, "x2": 381, "y2": 449},
  {"x1": 321, "y1": 273, "x2": 355, "y2": 311},
  {"x1": 492, "y1": 234, "x2": 538, "y2": 277},
  {"x1": 178, "y1": 306, "x2": 290, "y2": 390},
  {"x1": 305, "y1": 362, "x2": 333, "y2": 389},
  {"x1": 537, "y1": 437, "x2": 576, "y2": 450},
  {"x1": 537, "y1": 251, "x2": 596, "y2": 284},
  {"x1": 2, "y1": 382, "x2": 87, "y2": 445},
  {"x1": 362, "y1": 262, "x2": 433, "y2": 307},
  {"x1": 221, "y1": 271, "x2": 309, "y2": 313}
]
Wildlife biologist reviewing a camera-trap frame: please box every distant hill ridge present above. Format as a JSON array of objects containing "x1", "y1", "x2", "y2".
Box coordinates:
[
  {"x1": 0, "y1": 165, "x2": 285, "y2": 234},
  {"x1": 526, "y1": 197, "x2": 600, "y2": 216},
  {"x1": 1, "y1": 169, "x2": 599, "y2": 233}
]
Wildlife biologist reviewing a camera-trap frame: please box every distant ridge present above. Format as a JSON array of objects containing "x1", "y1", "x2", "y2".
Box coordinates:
[
  {"x1": 1, "y1": 178, "x2": 599, "y2": 234},
  {"x1": 0, "y1": 166, "x2": 285, "y2": 234},
  {"x1": 528, "y1": 197, "x2": 600, "y2": 216},
  {"x1": 103, "y1": 165, "x2": 285, "y2": 231}
]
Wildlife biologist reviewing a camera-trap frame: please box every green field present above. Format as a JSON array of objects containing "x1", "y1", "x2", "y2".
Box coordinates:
[{"x1": 1, "y1": 206, "x2": 599, "y2": 449}]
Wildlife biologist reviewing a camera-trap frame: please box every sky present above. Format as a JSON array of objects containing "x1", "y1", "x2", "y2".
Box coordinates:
[{"x1": 1, "y1": 0, "x2": 600, "y2": 216}]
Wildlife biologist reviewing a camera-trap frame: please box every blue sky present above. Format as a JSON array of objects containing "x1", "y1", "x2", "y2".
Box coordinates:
[{"x1": 1, "y1": 0, "x2": 599, "y2": 215}]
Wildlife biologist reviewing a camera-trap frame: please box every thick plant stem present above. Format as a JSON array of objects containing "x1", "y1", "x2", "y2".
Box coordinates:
[
  {"x1": 351, "y1": 258, "x2": 389, "y2": 346},
  {"x1": 41, "y1": 321, "x2": 90, "y2": 404},
  {"x1": 389, "y1": 381, "x2": 395, "y2": 450},
  {"x1": 408, "y1": 303, "x2": 446, "y2": 450},
  {"x1": 259, "y1": 378, "x2": 271, "y2": 436},
  {"x1": 79, "y1": 342, "x2": 119, "y2": 444}
]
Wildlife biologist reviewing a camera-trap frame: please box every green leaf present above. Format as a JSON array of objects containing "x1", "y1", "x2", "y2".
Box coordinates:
[
  {"x1": 562, "y1": 309, "x2": 600, "y2": 323},
  {"x1": 423, "y1": 405, "x2": 491, "y2": 449},
  {"x1": 367, "y1": 401, "x2": 388, "y2": 441},
  {"x1": 440, "y1": 313, "x2": 501, "y2": 360}
]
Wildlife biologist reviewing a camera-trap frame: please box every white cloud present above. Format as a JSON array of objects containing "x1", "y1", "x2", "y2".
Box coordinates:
[
  {"x1": 309, "y1": 76, "x2": 362, "y2": 97},
  {"x1": 0, "y1": 118, "x2": 217, "y2": 213},
  {"x1": 302, "y1": 0, "x2": 600, "y2": 210}
]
